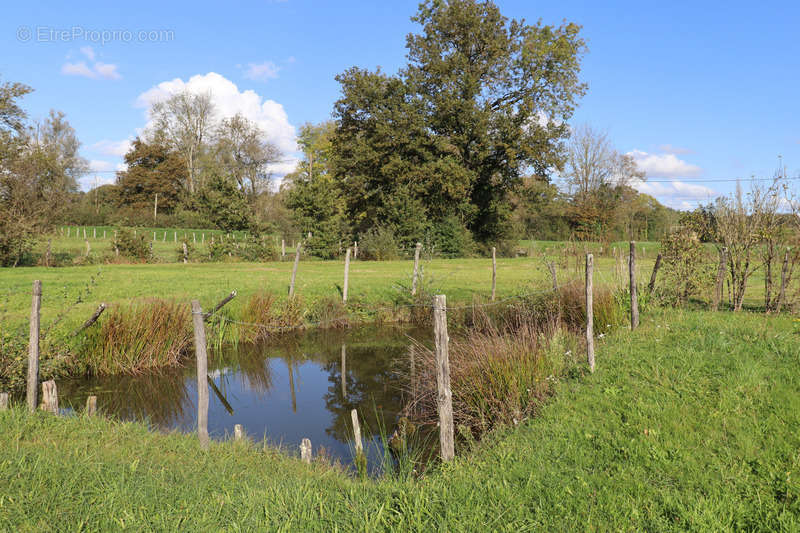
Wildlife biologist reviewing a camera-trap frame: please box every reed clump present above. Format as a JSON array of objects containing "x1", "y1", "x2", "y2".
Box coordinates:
[
  {"x1": 79, "y1": 299, "x2": 192, "y2": 375},
  {"x1": 238, "y1": 292, "x2": 305, "y2": 341}
]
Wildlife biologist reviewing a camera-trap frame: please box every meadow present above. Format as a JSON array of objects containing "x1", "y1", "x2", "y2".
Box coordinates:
[{"x1": 1, "y1": 309, "x2": 798, "y2": 530}]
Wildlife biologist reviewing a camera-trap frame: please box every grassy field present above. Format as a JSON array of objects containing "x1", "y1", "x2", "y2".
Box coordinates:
[{"x1": 1, "y1": 308, "x2": 798, "y2": 530}]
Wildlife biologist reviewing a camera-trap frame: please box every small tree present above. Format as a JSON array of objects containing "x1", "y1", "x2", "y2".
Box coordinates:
[{"x1": 659, "y1": 227, "x2": 713, "y2": 307}]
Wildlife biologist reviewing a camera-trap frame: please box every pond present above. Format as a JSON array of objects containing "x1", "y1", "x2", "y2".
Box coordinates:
[{"x1": 58, "y1": 325, "x2": 430, "y2": 471}]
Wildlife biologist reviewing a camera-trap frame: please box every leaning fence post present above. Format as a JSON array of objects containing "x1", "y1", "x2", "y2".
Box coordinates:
[
  {"x1": 343, "y1": 247, "x2": 351, "y2": 304},
  {"x1": 86, "y1": 395, "x2": 97, "y2": 416},
  {"x1": 27, "y1": 280, "x2": 42, "y2": 413},
  {"x1": 191, "y1": 300, "x2": 210, "y2": 449},
  {"x1": 585, "y1": 254, "x2": 595, "y2": 373},
  {"x1": 491, "y1": 247, "x2": 497, "y2": 301},
  {"x1": 300, "y1": 438, "x2": 312, "y2": 464},
  {"x1": 289, "y1": 243, "x2": 302, "y2": 297},
  {"x1": 41, "y1": 380, "x2": 58, "y2": 414},
  {"x1": 351, "y1": 409, "x2": 363, "y2": 455},
  {"x1": 411, "y1": 242, "x2": 422, "y2": 296},
  {"x1": 648, "y1": 253, "x2": 663, "y2": 294},
  {"x1": 629, "y1": 241, "x2": 639, "y2": 330},
  {"x1": 433, "y1": 294, "x2": 454, "y2": 462}
]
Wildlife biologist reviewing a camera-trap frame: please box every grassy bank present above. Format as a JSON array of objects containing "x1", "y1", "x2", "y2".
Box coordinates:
[{"x1": 1, "y1": 309, "x2": 798, "y2": 530}]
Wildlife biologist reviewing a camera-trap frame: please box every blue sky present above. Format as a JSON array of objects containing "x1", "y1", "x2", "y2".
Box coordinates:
[{"x1": 3, "y1": 0, "x2": 799, "y2": 209}]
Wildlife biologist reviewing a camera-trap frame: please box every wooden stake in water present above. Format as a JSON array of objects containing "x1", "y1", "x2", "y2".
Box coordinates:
[
  {"x1": 411, "y1": 242, "x2": 422, "y2": 296},
  {"x1": 27, "y1": 280, "x2": 42, "y2": 413},
  {"x1": 343, "y1": 247, "x2": 351, "y2": 304},
  {"x1": 629, "y1": 241, "x2": 639, "y2": 330},
  {"x1": 41, "y1": 380, "x2": 58, "y2": 414},
  {"x1": 491, "y1": 247, "x2": 497, "y2": 301},
  {"x1": 351, "y1": 409, "x2": 363, "y2": 454},
  {"x1": 585, "y1": 254, "x2": 595, "y2": 373},
  {"x1": 86, "y1": 395, "x2": 97, "y2": 416},
  {"x1": 289, "y1": 243, "x2": 301, "y2": 297},
  {"x1": 341, "y1": 344, "x2": 347, "y2": 400},
  {"x1": 191, "y1": 300, "x2": 210, "y2": 450},
  {"x1": 300, "y1": 438, "x2": 312, "y2": 464},
  {"x1": 433, "y1": 294, "x2": 454, "y2": 462}
]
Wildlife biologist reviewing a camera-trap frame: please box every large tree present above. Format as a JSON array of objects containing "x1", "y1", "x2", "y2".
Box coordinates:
[
  {"x1": 330, "y1": 0, "x2": 586, "y2": 243},
  {"x1": 214, "y1": 113, "x2": 282, "y2": 198},
  {"x1": 116, "y1": 138, "x2": 187, "y2": 212}
]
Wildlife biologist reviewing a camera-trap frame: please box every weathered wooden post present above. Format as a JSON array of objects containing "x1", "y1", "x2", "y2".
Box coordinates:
[
  {"x1": 234, "y1": 424, "x2": 244, "y2": 441},
  {"x1": 353, "y1": 241, "x2": 358, "y2": 260},
  {"x1": 83, "y1": 227, "x2": 86, "y2": 239},
  {"x1": 174, "y1": 231, "x2": 177, "y2": 243},
  {"x1": 491, "y1": 247, "x2": 497, "y2": 301},
  {"x1": 343, "y1": 248, "x2": 351, "y2": 304},
  {"x1": 93, "y1": 227, "x2": 96, "y2": 239},
  {"x1": 629, "y1": 241, "x2": 639, "y2": 330},
  {"x1": 433, "y1": 294, "x2": 454, "y2": 462},
  {"x1": 289, "y1": 243, "x2": 301, "y2": 297},
  {"x1": 712, "y1": 247, "x2": 728, "y2": 311},
  {"x1": 41, "y1": 380, "x2": 58, "y2": 414},
  {"x1": 648, "y1": 253, "x2": 663, "y2": 294},
  {"x1": 281, "y1": 239, "x2": 286, "y2": 259},
  {"x1": 182, "y1": 242, "x2": 188, "y2": 264},
  {"x1": 548, "y1": 261, "x2": 558, "y2": 292},
  {"x1": 0, "y1": 392, "x2": 8, "y2": 410},
  {"x1": 300, "y1": 438, "x2": 312, "y2": 464},
  {"x1": 411, "y1": 242, "x2": 422, "y2": 297},
  {"x1": 85, "y1": 239, "x2": 91, "y2": 258},
  {"x1": 585, "y1": 254, "x2": 595, "y2": 373},
  {"x1": 86, "y1": 395, "x2": 97, "y2": 416},
  {"x1": 341, "y1": 343, "x2": 347, "y2": 400},
  {"x1": 45, "y1": 239, "x2": 51, "y2": 267},
  {"x1": 351, "y1": 409, "x2": 363, "y2": 454},
  {"x1": 776, "y1": 247, "x2": 791, "y2": 313},
  {"x1": 74, "y1": 303, "x2": 106, "y2": 335},
  {"x1": 27, "y1": 280, "x2": 42, "y2": 413},
  {"x1": 191, "y1": 300, "x2": 210, "y2": 450},
  {"x1": 67, "y1": 227, "x2": 70, "y2": 237},
  {"x1": 103, "y1": 230, "x2": 106, "y2": 239}
]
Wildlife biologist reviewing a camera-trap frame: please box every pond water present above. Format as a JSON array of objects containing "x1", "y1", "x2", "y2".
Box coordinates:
[{"x1": 58, "y1": 325, "x2": 430, "y2": 470}]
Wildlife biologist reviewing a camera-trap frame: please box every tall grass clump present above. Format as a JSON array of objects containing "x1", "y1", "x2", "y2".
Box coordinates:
[
  {"x1": 239, "y1": 291, "x2": 305, "y2": 341},
  {"x1": 79, "y1": 299, "x2": 192, "y2": 375}
]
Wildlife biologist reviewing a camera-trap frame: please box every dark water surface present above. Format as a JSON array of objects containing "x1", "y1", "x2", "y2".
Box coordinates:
[{"x1": 59, "y1": 325, "x2": 429, "y2": 469}]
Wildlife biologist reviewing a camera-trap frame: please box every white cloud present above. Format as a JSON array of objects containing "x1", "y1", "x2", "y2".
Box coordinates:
[
  {"x1": 242, "y1": 61, "x2": 280, "y2": 82},
  {"x1": 91, "y1": 139, "x2": 133, "y2": 157},
  {"x1": 658, "y1": 144, "x2": 693, "y2": 155},
  {"x1": 61, "y1": 60, "x2": 121, "y2": 80},
  {"x1": 89, "y1": 160, "x2": 115, "y2": 172},
  {"x1": 627, "y1": 149, "x2": 702, "y2": 179},
  {"x1": 633, "y1": 179, "x2": 715, "y2": 209},
  {"x1": 80, "y1": 46, "x2": 96, "y2": 61},
  {"x1": 136, "y1": 72, "x2": 297, "y2": 172}
]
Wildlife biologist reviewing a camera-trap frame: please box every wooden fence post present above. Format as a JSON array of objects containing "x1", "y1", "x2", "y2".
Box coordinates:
[
  {"x1": 411, "y1": 242, "x2": 422, "y2": 296},
  {"x1": 41, "y1": 380, "x2": 58, "y2": 414},
  {"x1": 433, "y1": 294, "x2": 454, "y2": 462},
  {"x1": 629, "y1": 241, "x2": 639, "y2": 330},
  {"x1": 648, "y1": 253, "x2": 663, "y2": 294},
  {"x1": 548, "y1": 261, "x2": 558, "y2": 292},
  {"x1": 86, "y1": 395, "x2": 97, "y2": 416},
  {"x1": 341, "y1": 344, "x2": 347, "y2": 400},
  {"x1": 0, "y1": 392, "x2": 8, "y2": 410},
  {"x1": 343, "y1": 247, "x2": 351, "y2": 304},
  {"x1": 776, "y1": 247, "x2": 790, "y2": 313},
  {"x1": 103, "y1": 230, "x2": 106, "y2": 239},
  {"x1": 46, "y1": 239, "x2": 51, "y2": 267},
  {"x1": 182, "y1": 242, "x2": 188, "y2": 264},
  {"x1": 300, "y1": 438, "x2": 312, "y2": 463},
  {"x1": 289, "y1": 244, "x2": 301, "y2": 297},
  {"x1": 27, "y1": 280, "x2": 42, "y2": 413},
  {"x1": 85, "y1": 240, "x2": 91, "y2": 258},
  {"x1": 281, "y1": 239, "x2": 286, "y2": 260},
  {"x1": 93, "y1": 227, "x2": 96, "y2": 239},
  {"x1": 354, "y1": 241, "x2": 358, "y2": 260},
  {"x1": 191, "y1": 300, "x2": 210, "y2": 450},
  {"x1": 351, "y1": 409, "x2": 363, "y2": 454},
  {"x1": 491, "y1": 247, "x2": 497, "y2": 301},
  {"x1": 234, "y1": 424, "x2": 244, "y2": 441},
  {"x1": 712, "y1": 247, "x2": 728, "y2": 311},
  {"x1": 585, "y1": 254, "x2": 595, "y2": 373}
]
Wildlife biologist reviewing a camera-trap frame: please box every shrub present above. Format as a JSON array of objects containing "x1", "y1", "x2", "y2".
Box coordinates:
[
  {"x1": 112, "y1": 228, "x2": 150, "y2": 261},
  {"x1": 359, "y1": 226, "x2": 402, "y2": 261},
  {"x1": 658, "y1": 228, "x2": 714, "y2": 306},
  {"x1": 426, "y1": 216, "x2": 476, "y2": 258}
]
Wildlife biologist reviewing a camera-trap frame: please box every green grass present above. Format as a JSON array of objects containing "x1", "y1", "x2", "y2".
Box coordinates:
[{"x1": 1, "y1": 309, "x2": 798, "y2": 530}]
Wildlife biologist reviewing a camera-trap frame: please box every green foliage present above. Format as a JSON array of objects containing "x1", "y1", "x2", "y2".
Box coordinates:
[
  {"x1": 113, "y1": 228, "x2": 150, "y2": 261},
  {"x1": 194, "y1": 172, "x2": 252, "y2": 231},
  {"x1": 426, "y1": 216, "x2": 476, "y2": 258},
  {"x1": 116, "y1": 138, "x2": 186, "y2": 212},
  {"x1": 658, "y1": 228, "x2": 714, "y2": 306},
  {"x1": 358, "y1": 226, "x2": 402, "y2": 261}
]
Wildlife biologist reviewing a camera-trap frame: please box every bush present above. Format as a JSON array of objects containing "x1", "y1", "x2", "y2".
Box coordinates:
[
  {"x1": 658, "y1": 228, "x2": 714, "y2": 306},
  {"x1": 113, "y1": 228, "x2": 150, "y2": 261},
  {"x1": 359, "y1": 226, "x2": 402, "y2": 261},
  {"x1": 426, "y1": 216, "x2": 476, "y2": 258}
]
